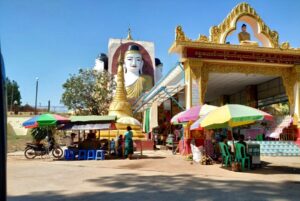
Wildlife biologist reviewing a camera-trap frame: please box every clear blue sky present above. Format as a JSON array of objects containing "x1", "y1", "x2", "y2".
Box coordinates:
[{"x1": 1, "y1": 0, "x2": 300, "y2": 106}]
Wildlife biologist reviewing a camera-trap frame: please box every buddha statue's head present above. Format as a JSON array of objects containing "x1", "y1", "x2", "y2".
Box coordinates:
[
  {"x1": 124, "y1": 45, "x2": 144, "y2": 76},
  {"x1": 241, "y1": 24, "x2": 247, "y2": 32}
]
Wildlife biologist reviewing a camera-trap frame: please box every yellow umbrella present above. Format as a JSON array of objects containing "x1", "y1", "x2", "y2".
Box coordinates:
[
  {"x1": 199, "y1": 104, "x2": 219, "y2": 117},
  {"x1": 200, "y1": 104, "x2": 272, "y2": 129}
]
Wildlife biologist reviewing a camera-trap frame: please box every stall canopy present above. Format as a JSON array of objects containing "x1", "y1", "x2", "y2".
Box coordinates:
[
  {"x1": 70, "y1": 115, "x2": 117, "y2": 123},
  {"x1": 133, "y1": 63, "x2": 185, "y2": 113},
  {"x1": 59, "y1": 115, "x2": 117, "y2": 130},
  {"x1": 61, "y1": 123, "x2": 111, "y2": 130}
]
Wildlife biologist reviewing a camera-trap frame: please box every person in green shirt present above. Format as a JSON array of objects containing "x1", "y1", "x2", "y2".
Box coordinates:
[{"x1": 124, "y1": 126, "x2": 134, "y2": 159}]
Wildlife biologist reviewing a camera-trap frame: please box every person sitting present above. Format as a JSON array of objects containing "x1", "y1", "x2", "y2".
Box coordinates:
[
  {"x1": 221, "y1": 136, "x2": 233, "y2": 156},
  {"x1": 237, "y1": 134, "x2": 247, "y2": 147},
  {"x1": 222, "y1": 136, "x2": 234, "y2": 158},
  {"x1": 237, "y1": 135, "x2": 253, "y2": 168},
  {"x1": 99, "y1": 139, "x2": 109, "y2": 150},
  {"x1": 66, "y1": 133, "x2": 78, "y2": 148},
  {"x1": 79, "y1": 133, "x2": 98, "y2": 150},
  {"x1": 66, "y1": 133, "x2": 79, "y2": 155}
]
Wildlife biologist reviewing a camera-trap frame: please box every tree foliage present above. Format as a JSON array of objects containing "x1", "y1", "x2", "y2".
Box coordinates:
[
  {"x1": 31, "y1": 127, "x2": 52, "y2": 142},
  {"x1": 61, "y1": 69, "x2": 116, "y2": 115},
  {"x1": 6, "y1": 77, "x2": 22, "y2": 107}
]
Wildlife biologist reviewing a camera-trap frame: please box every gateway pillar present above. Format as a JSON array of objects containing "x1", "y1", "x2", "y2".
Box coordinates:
[{"x1": 294, "y1": 66, "x2": 300, "y2": 144}]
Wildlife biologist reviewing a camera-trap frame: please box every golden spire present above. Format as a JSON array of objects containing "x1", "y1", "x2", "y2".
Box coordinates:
[
  {"x1": 126, "y1": 28, "x2": 133, "y2": 40},
  {"x1": 108, "y1": 51, "x2": 133, "y2": 118}
]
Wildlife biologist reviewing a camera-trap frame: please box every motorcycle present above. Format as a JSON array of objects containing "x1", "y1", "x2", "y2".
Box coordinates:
[{"x1": 24, "y1": 137, "x2": 63, "y2": 159}]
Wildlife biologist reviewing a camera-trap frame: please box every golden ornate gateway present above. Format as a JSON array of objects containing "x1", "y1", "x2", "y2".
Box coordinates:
[{"x1": 169, "y1": 2, "x2": 300, "y2": 126}]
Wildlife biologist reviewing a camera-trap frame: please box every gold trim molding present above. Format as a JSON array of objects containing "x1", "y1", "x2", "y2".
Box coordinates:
[
  {"x1": 173, "y1": 3, "x2": 300, "y2": 50},
  {"x1": 209, "y1": 2, "x2": 278, "y2": 47}
]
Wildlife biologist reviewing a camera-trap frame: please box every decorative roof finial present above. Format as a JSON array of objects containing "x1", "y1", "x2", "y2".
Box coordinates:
[
  {"x1": 126, "y1": 28, "x2": 133, "y2": 40},
  {"x1": 117, "y1": 49, "x2": 124, "y2": 65}
]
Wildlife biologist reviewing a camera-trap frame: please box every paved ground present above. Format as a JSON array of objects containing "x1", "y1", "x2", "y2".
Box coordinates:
[{"x1": 7, "y1": 150, "x2": 300, "y2": 201}]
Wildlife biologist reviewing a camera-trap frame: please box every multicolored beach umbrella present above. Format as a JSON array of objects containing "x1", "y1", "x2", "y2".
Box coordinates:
[
  {"x1": 22, "y1": 113, "x2": 70, "y2": 128},
  {"x1": 200, "y1": 104, "x2": 273, "y2": 129},
  {"x1": 190, "y1": 114, "x2": 209, "y2": 130},
  {"x1": 177, "y1": 104, "x2": 218, "y2": 123}
]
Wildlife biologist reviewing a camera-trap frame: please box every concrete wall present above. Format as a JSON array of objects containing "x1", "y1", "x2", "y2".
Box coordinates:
[{"x1": 7, "y1": 116, "x2": 31, "y2": 136}]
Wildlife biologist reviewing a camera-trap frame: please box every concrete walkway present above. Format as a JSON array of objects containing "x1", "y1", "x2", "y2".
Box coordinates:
[{"x1": 7, "y1": 150, "x2": 300, "y2": 201}]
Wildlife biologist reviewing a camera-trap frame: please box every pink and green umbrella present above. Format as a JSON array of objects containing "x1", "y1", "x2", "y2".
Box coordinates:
[
  {"x1": 23, "y1": 113, "x2": 69, "y2": 128},
  {"x1": 170, "y1": 111, "x2": 186, "y2": 125}
]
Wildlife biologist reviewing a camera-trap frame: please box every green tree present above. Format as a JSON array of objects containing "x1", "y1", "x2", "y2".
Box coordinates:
[
  {"x1": 6, "y1": 78, "x2": 22, "y2": 109},
  {"x1": 31, "y1": 127, "x2": 52, "y2": 142},
  {"x1": 61, "y1": 69, "x2": 116, "y2": 115}
]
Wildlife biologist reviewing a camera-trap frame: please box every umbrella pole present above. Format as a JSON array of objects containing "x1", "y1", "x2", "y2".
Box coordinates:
[
  {"x1": 182, "y1": 125, "x2": 185, "y2": 155},
  {"x1": 108, "y1": 129, "x2": 111, "y2": 154},
  {"x1": 230, "y1": 127, "x2": 235, "y2": 154},
  {"x1": 77, "y1": 130, "x2": 80, "y2": 143}
]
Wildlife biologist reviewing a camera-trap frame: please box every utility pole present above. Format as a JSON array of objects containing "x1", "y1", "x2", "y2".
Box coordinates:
[
  {"x1": 34, "y1": 77, "x2": 39, "y2": 115},
  {"x1": 10, "y1": 80, "x2": 14, "y2": 112},
  {"x1": 47, "y1": 100, "x2": 50, "y2": 112}
]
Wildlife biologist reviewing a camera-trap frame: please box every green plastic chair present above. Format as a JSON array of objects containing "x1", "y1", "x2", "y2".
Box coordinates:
[
  {"x1": 256, "y1": 134, "x2": 263, "y2": 141},
  {"x1": 235, "y1": 143, "x2": 250, "y2": 171},
  {"x1": 219, "y1": 142, "x2": 232, "y2": 167}
]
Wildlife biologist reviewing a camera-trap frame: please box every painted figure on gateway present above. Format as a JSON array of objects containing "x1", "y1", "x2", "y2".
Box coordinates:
[{"x1": 123, "y1": 45, "x2": 153, "y2": 100}]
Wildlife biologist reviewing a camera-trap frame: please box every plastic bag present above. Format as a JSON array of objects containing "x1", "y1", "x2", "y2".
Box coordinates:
[{"x1": 190, "y1": 142, "x2": 203, "y2": 163}]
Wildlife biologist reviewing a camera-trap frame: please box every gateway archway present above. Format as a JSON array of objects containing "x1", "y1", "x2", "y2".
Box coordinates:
[{"x1": 169, "y1": 2, "x2": 300, "y2": 141}]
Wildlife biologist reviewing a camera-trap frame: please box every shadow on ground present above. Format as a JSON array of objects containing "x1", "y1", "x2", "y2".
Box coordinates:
[
  {"x1": 8, "y1": 173, "x2": 299, "y2": 201},
  {"x1": 220, "y1": 161, "x2": 300, "y2": 175}
]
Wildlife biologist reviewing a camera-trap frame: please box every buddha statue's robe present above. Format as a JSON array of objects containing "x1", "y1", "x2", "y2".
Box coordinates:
[
  {"x1": 238, "y1": 31, "x2": 251, "y2": 42},
  {"x1": 126, "y1": 75, "x2": 153, "y2": 100}
]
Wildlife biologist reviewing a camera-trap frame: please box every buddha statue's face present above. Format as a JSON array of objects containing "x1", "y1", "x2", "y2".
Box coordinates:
[
  {"x1": 242, "y1": 26, "x2": 247, "y2": 32},
  {"x1": 124, "y1": 52, "x2": 143, "y2": 75}
]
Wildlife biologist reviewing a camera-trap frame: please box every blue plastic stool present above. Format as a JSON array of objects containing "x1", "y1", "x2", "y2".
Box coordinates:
[
  {"x1": 64, "y1": 149, "x2": 75, "y2": 160},
  {"x1": 87, "y1": 150, "x2": 96, "y2": 160},
  {"x1": 78, "y1": 150, "x2": 87, "y2": 160},
  {"x1": 95, "y1": 150, "x2": 105, "y2": 160}
]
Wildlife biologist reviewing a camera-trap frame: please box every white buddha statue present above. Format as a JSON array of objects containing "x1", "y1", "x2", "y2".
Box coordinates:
[
  {"x1": 155, "y1": 58, "x2": 163, "y2": 82},
  {"x1": 123, "y1": 45, "x2": 153, "y2": 100},
  {"x1": 94, "y1": 53, "x2": 108, "y2": 72}
]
